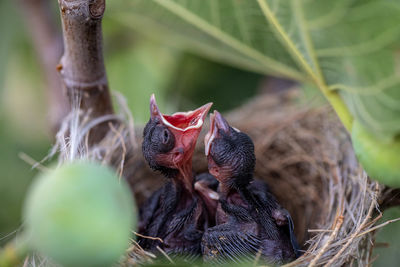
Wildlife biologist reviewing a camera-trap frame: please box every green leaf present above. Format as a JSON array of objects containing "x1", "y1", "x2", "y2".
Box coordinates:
[
  {"x1": 109, "y1": 0, "x2": 400, "y2": 140},
  {"x1": 109, "y1": 0, "x2": 304, "y2": 81}
]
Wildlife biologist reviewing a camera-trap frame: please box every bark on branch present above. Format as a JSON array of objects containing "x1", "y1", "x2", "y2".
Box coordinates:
[{"x1": 57, "y1": 0, "x2": 114, "y2": 142}]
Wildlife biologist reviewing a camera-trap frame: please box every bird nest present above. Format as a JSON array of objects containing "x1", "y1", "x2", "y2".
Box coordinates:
[{"x1": 50, "y1": 89, "x2": 396, "y2": 267}]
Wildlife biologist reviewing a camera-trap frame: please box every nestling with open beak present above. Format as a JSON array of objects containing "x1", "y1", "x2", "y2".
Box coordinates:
[
  {"x1": 202, "y1": 111, "x2": 300, "y2": 265},
  {"x1": 138, "y1": 94, "x2": 216, "y2": 259}
]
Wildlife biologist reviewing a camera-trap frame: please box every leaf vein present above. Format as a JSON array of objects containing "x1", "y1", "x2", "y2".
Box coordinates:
[
  {"x1": 316, "y1": 27, "x2": 400, "y2": 57},
  {"x1": 256, "y1": 0, "x2": 353, "y2": 131},
  {"x1": 232, "y1": 0, "x2": 252, "y2": 45},
  {"x1": 329, "y1": 75, "x2": 400, "y2": 95},
  {"x1": 153, "y1": 0, "x2": 304, "y2": 81},
  {"x1": 307, "y1": 0, "x2": 351, "y2": 30},
  {"x1": 256, "y1": 0, "x2": 318, "y2": 82}
]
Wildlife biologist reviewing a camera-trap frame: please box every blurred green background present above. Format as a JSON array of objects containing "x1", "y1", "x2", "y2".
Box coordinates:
[{"x1": 0, "y1": 0, "x2": 399, "y2": 266}]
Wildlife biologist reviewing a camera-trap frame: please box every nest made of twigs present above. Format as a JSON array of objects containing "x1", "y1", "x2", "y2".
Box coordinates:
[{"x1": 49, "y1": 89, "x2": 396, "y2": 267}]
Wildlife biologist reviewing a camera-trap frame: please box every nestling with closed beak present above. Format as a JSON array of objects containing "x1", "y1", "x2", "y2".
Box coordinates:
[{"x1": 201, "y1": 111, "x2": 300, "y2": 265}]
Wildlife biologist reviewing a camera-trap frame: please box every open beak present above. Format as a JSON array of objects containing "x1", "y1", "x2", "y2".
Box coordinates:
[
  {"x1": 204, "y1": 110, "x2": 230, "y2": 156},
  {"x1": 150, "y1": 94, "x2": 212, "y2": 132},
  {"x1": 150, "y1": 94, "x2": 212, "y2": 165}
]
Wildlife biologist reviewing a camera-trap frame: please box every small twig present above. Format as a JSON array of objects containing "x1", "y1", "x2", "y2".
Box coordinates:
[
  {"x1": 368, "y1": 254, "x2": 379, "y2": 267},
  {"x1": 308, "y1": 215, "x2": 344, "y2": 267},
  {"x1": 22, "y1": 256, "x2": 29, "y2": 267},
  {"x1": 362, "y1": 213, "x2": 383, "y2": 230},
  {"x1": 325, "y1": 184, "x2": 378, "y2": 267},
  {"x1": 114, "y1": 92, "x2": 137, "y2": 149},
  {"x1": 307, "y1": 229, "x2": 333, "y2": 233},
  {"x1": 18, "y1": 152, "x2": 49, "y2": 172},
  {"x1": 374, "y1": 242, "x2": 390, "y2": 248},
  {"x1": 253, "y1": 249, "x2": 262, "y2": 266},
  {"x1": 156, "y1": 246, "x2": 174, "y2": 264},
  {"x1": 367, "y1": 227, "x2": 377, "y2": 267},
  {"x1": 128, "y1": 239, "x2": 156, "y2": 258},
  {"x1": 125, "y1": 239, "x2": 156, "y2": 265},
  {"x1": 356, "y1": 217, "x2": 400, "y2": 238},
  {"x1": 132, "y1": 231, "x2": 164, "y2": 243},
  {"x1": 108, "y1": 122, "x2": 127, "y2": 180}
]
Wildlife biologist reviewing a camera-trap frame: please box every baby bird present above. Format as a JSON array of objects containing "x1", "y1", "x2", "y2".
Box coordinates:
[
  {"x1": 138, "y1": 95, "x2": 214, "y2": 260},
  {"x1": 202, "y1": 111, "x2": 299, "y2": 265}
]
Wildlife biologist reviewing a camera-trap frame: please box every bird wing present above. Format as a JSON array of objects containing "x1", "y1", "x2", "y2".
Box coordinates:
[
  {"x1": 285, "y1": 213, "x2": 301, "y2": 258},
  {"x1": 139, "y1": 182, "x2": 179, "y2": 243},
  {"x1": 138, "y1": 186, "x2": 163, "y2": 233},
  {"x1": 202, "y1": 224, "x2": 262, "y2": 264},
  {"x1": 165, "y1": 198, "x2": 197, "y2": 236},
  {"x1": 219, "y1": 199, "x2": 253, "y2": 222},
  {"x1": 248, "y1": 186, "x2": 301, "y2": 259}
]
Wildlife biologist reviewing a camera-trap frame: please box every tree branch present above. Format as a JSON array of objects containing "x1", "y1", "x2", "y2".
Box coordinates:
[{"x1": 57, "y1": 0, "x2": 114, "y2": 142}]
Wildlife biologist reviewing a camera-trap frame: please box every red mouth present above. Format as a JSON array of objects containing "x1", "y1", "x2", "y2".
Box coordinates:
[{"x1": 150, "y1": 94, "x2": 212, "y2": 132}]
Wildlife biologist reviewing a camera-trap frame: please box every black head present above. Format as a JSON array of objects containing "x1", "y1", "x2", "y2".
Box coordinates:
[
  {"x1": 142, "y1": 94, "x2": 212, "y2": 178},
  {"x1": 205, "y1": 111, "x2": 255, "y2": 188},
  {"x1": 142, "y1": 118, "x2": 178, "y2": 178}
]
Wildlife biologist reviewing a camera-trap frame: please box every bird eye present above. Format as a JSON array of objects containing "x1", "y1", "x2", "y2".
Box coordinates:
[
  {"x1": 162, "y1": 129, "x2": 170, "y2": 144},
  {"x1": 150, "y1": 125, "x2": 175, "y2": 153}
]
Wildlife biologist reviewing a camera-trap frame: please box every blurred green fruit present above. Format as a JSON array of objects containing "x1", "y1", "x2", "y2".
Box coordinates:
[
  {"x1": 352, "y1": 121, "x2": 400, "y2": 188},
  {"x1": 23, "y1": 161, "x2": 136, "y2": 267}
]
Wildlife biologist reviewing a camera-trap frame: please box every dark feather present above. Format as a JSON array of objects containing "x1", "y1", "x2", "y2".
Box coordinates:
[
  {"x1": 219, "y1": 198, "x2": 253, "y2": 222},
  {"x1": 138, "y1": 186, "x2": 162, "y2": 233},
  {"x1": 166, "y1": 198, "x2": 197, "y2": 236},
  {"x1": 202, "y1": 224, "x2": 261, "y2": 264},
  {"x1": 286, "y1": 213, "x2": 301, "y2": 258},
  {"x1": 204, "y1": 116, "x2": 299, "y2": 264}
]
